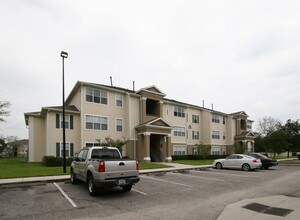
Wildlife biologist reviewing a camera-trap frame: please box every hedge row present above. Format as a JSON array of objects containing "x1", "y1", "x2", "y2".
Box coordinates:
[
  {"x1": 172, "y1": 154, "x2": 230, "y2": 160},
  {"x1": 42, "y1": 156, "x2": 73, "y2": 167}
]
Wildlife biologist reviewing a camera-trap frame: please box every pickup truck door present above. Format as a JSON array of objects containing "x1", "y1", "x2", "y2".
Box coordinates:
[{"x1": 74, "y1": 149, "x2": 88, "y2": 181}]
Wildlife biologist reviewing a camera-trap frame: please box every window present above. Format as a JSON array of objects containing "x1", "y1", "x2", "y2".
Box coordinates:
[
  {"x1": 86, "y1": 87, "x2": 108, "y2": 104},
  {"x1": 212, "y1": 131, "x2": 220, "y2": 139},
  {"x1": 174, "y1": 106, "x2": 186, "y2": 118},
  {"x1": 192, "y1": 131, "x2": 199, "y2": 140},
  {"x1": 56, "y1": 142, "x2": 74, "y2": 158},
  {"x1": 211, "y1": 146, "x2": 220, "y2": 155},
  {"x1": 56, "y1": 114, "x2": 73, "y2": 129},
  {"x1": 223, "y1": 117, "x2": 226, "y2": 125},
  {"x1": 173, "y1": 146, "x2": 186, "y2": 155},
  {"x1": 192, "y1": 114, "x2": 199, "y2": 123},
  {"x1": 173, "y1": 126, "x2": 186, "y2": 137},
  {"x1": 247, "y1": 122, "x2": 252, "y2": 129},
  {"x1": 77, "y1": 149, "x2": 88, "y2": 161},
  {"x1": 116, "y1": 93, "x2": 123, "y2": 107},
  {"x1": 223, "y1": 132, "x2": 226, "y2": 140},
  {"x1": 85, "y1": 142, "x2": 100, "y2": 147},
  {"x1": 212, "y1": 114, "x2": 220, "y2": 123},
  {"x1": 85, "y1": 115, "x2": 108, "y2": 131},
  {"x1": 116, "y1": 119, "x2": 123, "y2": 132}
]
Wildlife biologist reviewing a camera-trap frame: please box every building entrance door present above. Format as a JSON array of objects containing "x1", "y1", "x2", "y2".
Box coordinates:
[{"x1": 150, "y1": 134, "x2": 163, "y2": 162}]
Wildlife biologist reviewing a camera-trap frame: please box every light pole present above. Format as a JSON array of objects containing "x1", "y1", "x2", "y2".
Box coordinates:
[{"x1": 61, "y1": 51, "x2": 68, "y2": 173}]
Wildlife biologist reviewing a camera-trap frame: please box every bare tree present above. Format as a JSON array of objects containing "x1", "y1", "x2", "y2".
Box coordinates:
[
  {"x1": 256, "y1": 116, "x2": 281, "y2": 136},
  {"x1": 5, "y1": 136, "x2": 21, "y2": 157},
  {"x1": 0, "y1": 101, "x2": 11, "y2": 123}
]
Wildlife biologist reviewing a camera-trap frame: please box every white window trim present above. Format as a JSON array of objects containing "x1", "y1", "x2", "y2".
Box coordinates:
[
  {"x1": 173, "y1": 126, "x2": 186, "y2": 137},
  {"x1": 212, "y1": 131, "x2": 220, "y2": 139},
  {"x1": 59, "y1": 142, "x2": 71, "y2": 157},
  {"x1": 59, "y1": 114, "x2": 70, "y2": 130},
  {"x1": 85, "y1": 87, "x2": 109, "y2": 105},
  {"x1": 115, "y1": 118, "x2": 123, "y2": 132},
  {"x1": 173, "y1": 145, "x2": 187, "y2": 155},
  {"x1": 85, "y1": 114, "x2": 109, "y2": 132},
  {"x1": 115, "y1": 93, "x2": 123, "y2": 108},
  {"x1": 192, "y1": 114, "x2": 199, "y2": 124}
]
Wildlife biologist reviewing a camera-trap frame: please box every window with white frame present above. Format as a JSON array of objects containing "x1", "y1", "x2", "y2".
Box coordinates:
[
  {"x1": 211, "y1": 146, "x2": 221, "y2": 155},
  {"x1": 116, "y1": 93, "x2": 123, "y2": 107},
  {"x1": 192, "y1": 114, "x2": 199, "y2": 123},
  {"x1": 247, "y1": 122, "x2": 252, "y2": 129},
  {"x1": 116, "y1": 118, "x2": 123, "y2": 132},
  {"x1": 56, "y1": 142, "x2": 74, "y2": 158},
  {"x1": 212, "y1": 114, "x2": 220, "y2": 123},
  {"x1": 60, "y1": 114, "x2": 70, "y2": 129},
  {"x1": 192, "y1": 131, "x2": 199, "y2": 140},
  {"x1": 85, "y1": 115, "x2": 108, "y2": 131},
  {"x1": 212, "y1": 131, "x2": 220, "y2": 139},
  {"x1": 173, "y1": 146, "x2": 186, "y2": 155},
  {"x1": 85, "y1": 142, "x2": 100, "y2": 147},
  {"x1": 174, "y1": 106, "x2": 186, "y2": 118},
  {"x1": 173, "y1": 126, "x2": 186, "y2": 137},
  {"x1": 223, "y1": 116, "x2": 226, "y2": 125},
  {"x1": 86, "y1": 87, "x2": 108, "y2": 104},
  {"x1": 223, "y1": 132, "x2": 226, "y2": 140}
]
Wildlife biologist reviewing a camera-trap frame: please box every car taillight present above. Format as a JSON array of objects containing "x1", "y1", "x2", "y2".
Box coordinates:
[
  {"x1": 252, "y1": 159, "x2": 257, "y2": 163},
  {"x1": 136, "y1": 160, "x2": 139, "y2": 170},
  {"x1": 98, "y1": 160, "x2": 105, "y2": 172}
]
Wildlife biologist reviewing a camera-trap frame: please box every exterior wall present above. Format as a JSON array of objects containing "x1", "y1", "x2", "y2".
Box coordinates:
[
  {"x1": 28, "y1": 117, "x2": 46, "y2": 162},
  {"x1": 200, "y1": 110, "x2": 212, "y2": 145},
  {"x1": 68, "y1": 87, "x2": 82, "y2": 111},
  {"x1": 45, "y1": 111, "x2": 81, "y2": 156}
]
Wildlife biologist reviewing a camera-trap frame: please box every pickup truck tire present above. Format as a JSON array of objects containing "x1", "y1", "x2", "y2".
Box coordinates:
[
  {"x1": 122, "y1": 184, "x2": 132, "y2": 192},
  {"x1": 70, "y1": 169, "x2": 78, "y2": 184},
  {"x1": 87, "y1": 175, "x2": 98, "y2": 196}
]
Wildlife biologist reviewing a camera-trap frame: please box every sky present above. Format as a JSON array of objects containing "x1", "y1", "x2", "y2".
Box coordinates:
[{"x1": 1, "y1": 0, "x2": 300, "y2": 139}]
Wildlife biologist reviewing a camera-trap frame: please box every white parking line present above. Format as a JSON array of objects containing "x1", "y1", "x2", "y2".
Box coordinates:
[
  {"x1": 170, "y1": 172, "x2": 225, "y2": 182},
  {"x1": 54, "y1": 182, "x2": 77, "y2": 208},
  {"x1": 142, "y1": 176, "x2": 193, "y2": 188},
  {"x1": 193, "y1": 170, "x2": 250, "y2": 178},
  {"x1": 132, "y1": 189, "x2": 148, "y2": 195}
]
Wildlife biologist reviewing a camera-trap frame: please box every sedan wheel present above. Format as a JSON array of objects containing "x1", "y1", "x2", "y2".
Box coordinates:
[
  {"x1": 216, "y1": 162, "x2": 222, "y2": 169},
  {"x1": 242, "y1": 163, "x2": 251, "y2": 171}
]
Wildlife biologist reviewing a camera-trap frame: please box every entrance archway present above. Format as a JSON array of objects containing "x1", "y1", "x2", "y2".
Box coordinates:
[{"x1": 150, "y1": 134, "x2": 163, "y2": 162}]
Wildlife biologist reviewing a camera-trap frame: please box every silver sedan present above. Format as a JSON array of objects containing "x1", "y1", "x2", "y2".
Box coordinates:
[{"x1": 213, "y1": 154, "x2": 262, "y2": 171}]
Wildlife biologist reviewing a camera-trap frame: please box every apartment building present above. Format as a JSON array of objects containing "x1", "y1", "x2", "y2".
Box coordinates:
[{"x1": 24, "y1": 81, "x2": 255, "y2": 162}]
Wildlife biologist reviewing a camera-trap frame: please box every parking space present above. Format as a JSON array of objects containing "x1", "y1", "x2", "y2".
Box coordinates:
[{"x1": 1, "y1": 165, "x2": 299, "y2": 219}]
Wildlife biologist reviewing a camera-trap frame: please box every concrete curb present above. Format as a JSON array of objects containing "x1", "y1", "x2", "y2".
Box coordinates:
[{"x1": 0, "y1": 164, "x2": 213, "y2": 186}]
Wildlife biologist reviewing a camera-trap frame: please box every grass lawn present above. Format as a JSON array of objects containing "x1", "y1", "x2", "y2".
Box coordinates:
[
  {"x1": 0, "y1": 158, "x2": 173, "y2": 179},
  {"x1": 139, "y1": 162, "x2": 173, "y2": 170},
  {"x1": 173, "y1": 160, "x2": 214, "y2": 166},
  {"x1": 0, "y1": 158, "x2": 70, "y2": 179},
  {"x1": 278, "y1": 159, "x2": 300, "y2": 165}
]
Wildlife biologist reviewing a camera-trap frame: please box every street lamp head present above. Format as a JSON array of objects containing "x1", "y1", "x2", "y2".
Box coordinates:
[{"x1": 60, "y1": 51, "x2": 68, "y2": 58}]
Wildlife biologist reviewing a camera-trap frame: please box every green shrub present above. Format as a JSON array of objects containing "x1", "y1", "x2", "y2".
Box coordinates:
[
  {"x1": 172, "y1": 154, "x2": 229, "y2": 160},
  {"x1": 42, "y1": 156, "x2": 73, "y2": 167}
]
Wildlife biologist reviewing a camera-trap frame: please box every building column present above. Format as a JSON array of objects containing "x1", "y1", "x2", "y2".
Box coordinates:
[
  {"x1": 165, "y1": 134, "x2": 172, "y2": 162},
  {"x1": 143, "y1": 132, "x2": 151, "y2": 162}
]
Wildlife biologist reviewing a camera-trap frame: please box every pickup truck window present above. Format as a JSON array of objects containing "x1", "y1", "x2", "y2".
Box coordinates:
[
  {"x1": 91, "y1": 149, "x2": 121, "y2": 159},
  {"x1": 77, "y1": 149, "x2": 88, "y2": 161}
]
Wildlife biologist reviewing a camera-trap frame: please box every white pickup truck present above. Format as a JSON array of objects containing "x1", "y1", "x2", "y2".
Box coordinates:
[{"x1": 70, "y1": 146, "x2": 140, "y2": 196}]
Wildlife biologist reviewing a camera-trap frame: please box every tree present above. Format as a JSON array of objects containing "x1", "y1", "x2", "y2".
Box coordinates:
[
  {"x1": 195, "y1": 143, "x2": 211, "y2": 159},
  {"x1": 265, "y1": 130, "x2": 290, "y2": 158},
  {"x1": 253, "y1": 132, "x2": 268, "y2": 153},
  {"x1": 257, "y1": 116, "x2": 281, "y2": 136},
  {"x1": 279, "y1": 119, "x2": 300, "y2": 156},
  {"x1": 5, "y1": 136, "x2": 21, "y2": 157},
  {"x1": 234, "y1": 143, "x2": 246, "y2": 154},
  {"x1": 0, "y1": 138, "x2": 7, "y2": 154},
  {"x1": 96, "y1": 137, "x2": 128, "y2": 155},
  {"x1": 0, "y1": 101, "x2": 11, "y2": 123}
]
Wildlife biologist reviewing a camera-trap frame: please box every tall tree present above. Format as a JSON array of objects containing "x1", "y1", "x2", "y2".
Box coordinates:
[
  {"x1": 0, "y1": 138, "x2": 7, "y2": 154},
  {"x1": 265, "y1": 130, "x2": 290, "y2": 158},
  {"x1": 5, "y1": 136, "x2": 21, "y2": 157},
  {"x1": 257, "y1": 116, "x2": 281, "y2": 136},
  {"x1": 0, "y1": 101, "x2": 11, "y2": 123}
]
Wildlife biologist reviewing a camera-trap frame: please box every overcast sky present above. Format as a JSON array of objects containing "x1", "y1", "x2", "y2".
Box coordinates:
[{"x1": 1, "y1": 0, "x2": 300, "y2": 139}]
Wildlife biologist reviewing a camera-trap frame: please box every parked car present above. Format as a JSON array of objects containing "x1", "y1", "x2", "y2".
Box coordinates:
[
  {"x1": 245, "y1": 152, "x2": 278, "y2": 169},
  {"x1": 213, "y1": 154, "x2": 262, "y2": 171},
  {"x1": 71, "y1": 146, "x2": 140, "y2": 196}
]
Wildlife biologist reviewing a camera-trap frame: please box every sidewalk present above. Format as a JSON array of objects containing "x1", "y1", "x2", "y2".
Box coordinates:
[{"x1": 0, "y1": 163, "x2": 212, "y2": 185}]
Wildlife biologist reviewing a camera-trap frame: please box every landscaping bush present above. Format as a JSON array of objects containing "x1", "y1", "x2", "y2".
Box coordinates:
[
  {"x1": 42, "y1": 156, "x2": 73, "y2": 167},
  {"x1": 172, "y1": 154, "x2": 229, "y2": 160}
]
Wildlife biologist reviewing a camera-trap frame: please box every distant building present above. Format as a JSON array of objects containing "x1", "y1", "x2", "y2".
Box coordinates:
[{"x1": 24, "y1": 81, "x2": 255, "y2": 162}]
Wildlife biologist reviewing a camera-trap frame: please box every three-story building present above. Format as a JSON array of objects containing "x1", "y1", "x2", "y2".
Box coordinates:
[{"x1": 25, "y1": 81, "x2": 255, "y2": 162}]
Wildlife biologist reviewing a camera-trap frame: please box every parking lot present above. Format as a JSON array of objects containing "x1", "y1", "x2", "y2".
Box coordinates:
[{"x1": 1, "y1": 165, "x2": 300, "y2": 220}]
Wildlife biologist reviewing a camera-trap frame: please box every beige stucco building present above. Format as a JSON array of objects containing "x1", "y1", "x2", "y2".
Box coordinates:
[{"x1": 24, "y1": 81, "x2": 255, "y2": 162}]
